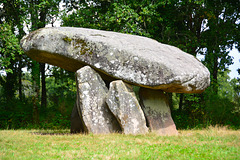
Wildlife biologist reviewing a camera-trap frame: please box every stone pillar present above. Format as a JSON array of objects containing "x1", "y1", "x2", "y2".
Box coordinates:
[
  {"x1": 139, "y1": 88, "x2": 178, "y2": 135},
  {"x1": 106, "y1": 80, "x2": 148, "y2": 134},
  {"x1": 75, "y1": 66, "x2": 121, "y2": 134}
]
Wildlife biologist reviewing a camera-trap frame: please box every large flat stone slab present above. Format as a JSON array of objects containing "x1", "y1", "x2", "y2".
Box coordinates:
[{"x1": 21, "y1": 27, "x2": 210, "y2": 93}]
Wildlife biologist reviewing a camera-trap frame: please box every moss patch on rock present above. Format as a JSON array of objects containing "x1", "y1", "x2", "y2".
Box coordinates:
[
  {"x1": 73, "y1": 39, "x2": 93, "y2": 55},
  {"x1": 62, "y1": 36, "x2": 72, "y2": 43}
]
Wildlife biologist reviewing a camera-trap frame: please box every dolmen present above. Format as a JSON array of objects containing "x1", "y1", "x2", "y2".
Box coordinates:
[{"x1": 21, "y1": 27, "x2": 210, "y2": 135}]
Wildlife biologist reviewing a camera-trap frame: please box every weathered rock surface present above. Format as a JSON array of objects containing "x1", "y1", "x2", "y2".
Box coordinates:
[
  {"x1": 139, "y1": 88, "x2": 178, "y2": 135},
  {"x1": 21, "y1": 27, "x2": 210, "y2": 93},
  {"x1": 75, "y1": 66, "x2": 121, "y2": 134},
  {"x1": 106, "y1": 80, "x2": 148, "y2": 134}
]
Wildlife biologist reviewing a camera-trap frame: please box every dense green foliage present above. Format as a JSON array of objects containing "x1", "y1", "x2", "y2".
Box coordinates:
[{"x1": 0, "y1": 0, "x2": 239, "y2": 130}]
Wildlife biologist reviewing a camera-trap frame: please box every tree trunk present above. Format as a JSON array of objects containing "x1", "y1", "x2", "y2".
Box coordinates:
[
  {"x1": 39, "y1": 4, "x2": 47, "y2": 114},
  {"x1": 32, "y1": 81, "x2": 40, "y2": 124},
  {"x1": 30, "y1": 0, "x2": 40, "y2": 124},
  {"x1": 179, "y1": 93, "x2": 184, "y2": 111},
  {"x1": 32, "y1": 60, "x2": 40, "y2": 124},
  {"x1": 212, "y1": 52, "x2": 218, "y2": 94},
  {"x1": 30, "y1": 0, "x2": 48, "y2": 121},
  {"x1": 18, "y1": 58, "x2": 23, "y2": 101},
  {"x1": 5, "y1": 72, "x2": 15, "y2": 101},
  {"x1": 4, "y1": 60, "x2": 16, "y2": 101},
  {"x1": 40, "y1": 63, "x2": 47, "y2": 113}
]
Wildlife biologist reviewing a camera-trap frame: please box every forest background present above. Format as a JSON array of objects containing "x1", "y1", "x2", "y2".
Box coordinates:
[{"x1": 0, "y1": 0, "x2": 239, "y2": 130}]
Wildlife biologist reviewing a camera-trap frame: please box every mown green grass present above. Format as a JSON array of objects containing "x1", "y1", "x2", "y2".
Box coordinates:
[{"x1": 0, "y1": 126, "x2": 239, "y2": 159}]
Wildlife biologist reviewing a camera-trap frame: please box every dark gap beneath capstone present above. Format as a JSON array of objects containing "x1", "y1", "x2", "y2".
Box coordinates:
[
  {"x1": 103, "y1": 79, "x2": 111, "y2": 89},
  {"x1": 132, "y1": 85, "x2": 150, "y2": 129}
]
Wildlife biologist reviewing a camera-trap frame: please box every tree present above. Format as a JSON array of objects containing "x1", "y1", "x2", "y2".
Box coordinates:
[
  {"x1": 1, "y1": 0, "x2": 62, "y2": 124},
  {"x1": 28, "y1": 0, "x2": 62, "y2": 122},
  {"x1": 0, "y1": 0, "x2": 27, "y2": 101},
  {"x1": 0, "y1": 23, "x2": 23, "y2": 100},
  {"x1": 62, "y1": 0, "x2": 240, "y2": 128},
  {"x1": 202, "y1": 0, "x2": 239, "y2": 93}
]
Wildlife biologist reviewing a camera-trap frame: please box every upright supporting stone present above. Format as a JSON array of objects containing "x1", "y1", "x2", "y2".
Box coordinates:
[
  {"x1": 139, "y1": 88, "x2": 178, "y2": 135},
  {"x1": 75, "y1": 66, "x2": 121, "y2": 134},
  {"x1": 106, "y1": 80, "x2": 148, "y2": 134}
]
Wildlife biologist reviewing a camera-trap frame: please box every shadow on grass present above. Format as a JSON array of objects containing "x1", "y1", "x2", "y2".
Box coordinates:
[
  {"x1": 31, "y1": 129, "x2": 81, "y2": 136},
  {"x1": 32, "y1": 132, "x2": 73, "y2": 135}
]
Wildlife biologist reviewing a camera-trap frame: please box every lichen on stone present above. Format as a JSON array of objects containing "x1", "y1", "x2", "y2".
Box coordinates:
[
  {"x1": 62, "y1": 36, "x2": 72, "y2": 43},
  {"x1": 73, "y1": 39, "x2": 93, "y2": 55}
]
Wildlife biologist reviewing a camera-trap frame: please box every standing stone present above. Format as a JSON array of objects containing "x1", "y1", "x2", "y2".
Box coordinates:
[
  {"x1": 139, "y1": 88, "x2": 178, "y2": 135},
  {"x1": 106, "y1": 80, "x2": 148, "y2": 134},
  {"x1": 76, "y1": 66, "x2": 121, "y2": 134}
]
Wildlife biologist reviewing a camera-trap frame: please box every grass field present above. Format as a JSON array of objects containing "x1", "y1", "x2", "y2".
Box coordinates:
[{"x1": 0, "y1": 126, "x2": 239, "y2": 160}]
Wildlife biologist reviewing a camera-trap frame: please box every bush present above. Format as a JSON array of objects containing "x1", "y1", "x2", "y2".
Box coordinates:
[
  {"x1": 0, "y1": 97, "x2": 73, "y2": 130},
  {"x1": 172, "y1": 91, "x2": 240, "y2": 130}
]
